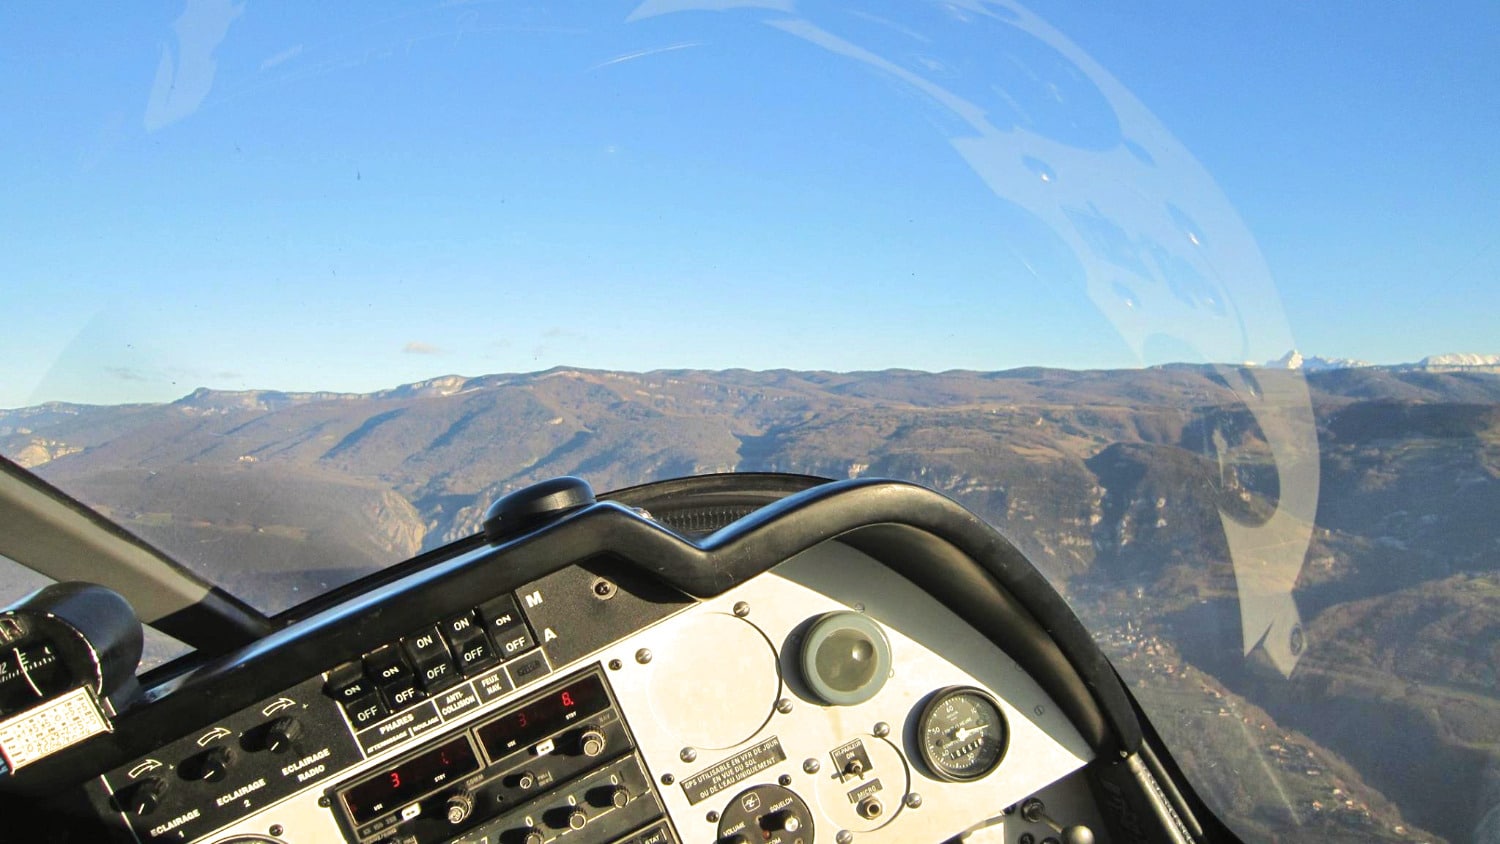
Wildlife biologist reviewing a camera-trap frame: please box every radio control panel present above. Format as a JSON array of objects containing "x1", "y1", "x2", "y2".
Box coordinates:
[
  {"x1": 82, "y1": 540, "x2": 1105, "y2": 844},
  {"x1": 331, "y1": 667, "x2": 670, "y2": 844}
]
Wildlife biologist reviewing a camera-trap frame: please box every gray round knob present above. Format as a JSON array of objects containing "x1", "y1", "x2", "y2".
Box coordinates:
[
  {"x1": 445, "y1": 791, "x2": 474, "y2": 825},
  {"x1": 577, "y1": 726, "x2": 607, "y2": 757}
]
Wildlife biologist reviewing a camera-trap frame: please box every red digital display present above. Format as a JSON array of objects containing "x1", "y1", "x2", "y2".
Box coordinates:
[
  {"x1": 475, "y1": 674, "x2": 609, "y2": 762},
  {"x1": 341, "y1": 736, "x2": 478, "y2": 825}
]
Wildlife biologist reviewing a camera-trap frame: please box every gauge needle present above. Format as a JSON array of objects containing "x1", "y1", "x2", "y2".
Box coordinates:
[{"x1": 953, "y1": 724, "x2": 985, "y2": 742}]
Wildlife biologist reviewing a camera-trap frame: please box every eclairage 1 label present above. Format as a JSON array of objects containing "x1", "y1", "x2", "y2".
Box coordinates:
[{"x1": 0, "y1": 686, "x2": 113, "y2": 771}]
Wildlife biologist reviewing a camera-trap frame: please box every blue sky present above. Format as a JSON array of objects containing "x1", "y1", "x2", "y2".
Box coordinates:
[{"x1": 2, "y1": 1, "x2": 1496, "y2": 408}]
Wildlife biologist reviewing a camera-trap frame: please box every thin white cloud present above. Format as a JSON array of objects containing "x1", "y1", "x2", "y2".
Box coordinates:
[
  {"x1": 402, "y1": 341, "x2": 443, "y2": 355},
  {"x1": 590, "y1": 41, "x2": 703, "y2": 71},
  {"x1": 105, "y1": 366, "x2": 150, "y2": 382},
  {"x1": 260, "y1": 44, "x2": 303, "y2": 71}
]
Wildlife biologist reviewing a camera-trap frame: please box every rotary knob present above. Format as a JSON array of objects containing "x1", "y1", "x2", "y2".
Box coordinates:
[
  {"x1": 566, "y1": 807, "x2": 588, "y2": 830},
  {"x1": 763, "y1": 810, "x2": 802, "y2": 833},
  {"x1": 517, "y1": 827, "x2": 544, "y2": 844},
  {"x1": 445, "y1": 790, "x2": 475, "y2": 825},
  {"x1": 263, "y1": 716, "x2": 302, "y2": 754},
  {"x1": 589, "y1": 784, "x2": 630, "y2": 809},
  {"x1": 576, "y1": 726, "x2": 607, "y2": 758},
  {"x1": 119, "y1": 777, "x2": 167, "y2": 816},
  {"x1": 183, "y1": 746, "x2": 234, "y2": 782}
]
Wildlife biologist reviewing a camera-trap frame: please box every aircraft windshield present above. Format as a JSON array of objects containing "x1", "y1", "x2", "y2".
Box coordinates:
[{"x1": 2, "y1": 3, "x2": 1496, "y2": 842}]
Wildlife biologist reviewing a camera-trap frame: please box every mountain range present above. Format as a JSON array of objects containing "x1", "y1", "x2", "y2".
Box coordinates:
[
  {"x1": 1265, "y1": 350, "x2": 1500, "y2": 372},
  {"x1": 2, "y1": 363, "x2": 1497, "y2": 842}
]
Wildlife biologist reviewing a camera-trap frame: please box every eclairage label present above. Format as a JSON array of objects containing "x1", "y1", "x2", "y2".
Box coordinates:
[{"x1": 0, "y1": 686, "x2": 113, "y2": 771}]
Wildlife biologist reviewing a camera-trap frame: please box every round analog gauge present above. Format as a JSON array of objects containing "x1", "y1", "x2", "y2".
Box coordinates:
[{"x1": 916, "y1": 686, "x2": 1009, "y2": 782}]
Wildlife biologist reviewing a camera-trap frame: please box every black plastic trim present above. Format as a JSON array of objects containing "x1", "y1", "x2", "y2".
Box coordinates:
[{"x1": 3, "y1": 477, "x2": 1141, "y2": 792}]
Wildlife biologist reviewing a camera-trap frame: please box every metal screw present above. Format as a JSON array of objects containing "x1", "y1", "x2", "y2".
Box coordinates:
[
  {"x1": 608, "y1": 658, "x2": 622, "y2": 670},
  {"x1": 636, "y1": 648, "x2": 653, "y2": 664},
  {"x1": 872, "y1": 722, "x2": 890, "y2": 737},
  {"x1": 836, "y1": 830, "x2": 854, "y2": 844},
  {"x1": 1018, "y1": 834, "x2": 1036, "y2": 844},
  {"x1": 680, "y1": 747, "x2": 697, "y2": 763},
  {"x1": 269, "y1": 825, "x2": 283, "y2": 837},
  {"x1": 592, "y1": 578, "x2": 617, "y2": 600},
  {"x1": 1020, "y1": 798, "x2": 1046, "y2": 823},
  {"x1": 803, "y1": 758, "x2": 821, "y2": 774},
  {"x1": 852, "y1": 602, "x2": 866, "y2": 612},
  {"x1": 778, "y1": 774, "x2": 792, "y2": 786},
  {"x1": 706, "y1": 810, "x2": 720, "y2": 823},
  {"x1": 776, "y1": 698, "x2": 793, "y2": 714},
  {"x1": 733, "y1": 601, "x2": 750, "y2": 617},
  {"x1": 318, "y1": 796, "x2": 331, "y2": 808},
  {"x1": 904, "y1": 793, "x2": 922, "y2": 809},
  {"x1": 660, "y1": 773, "x2": 674, "y2": 785}
]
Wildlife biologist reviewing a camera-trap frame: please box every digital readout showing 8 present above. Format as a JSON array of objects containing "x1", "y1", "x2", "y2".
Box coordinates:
[{"x1": 474, "y1": 674, "x2": 609, "y2": 761}]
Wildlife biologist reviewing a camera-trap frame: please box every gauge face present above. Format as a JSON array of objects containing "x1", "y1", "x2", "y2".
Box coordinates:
[{"x1": 916, "y1": 687, "x2": 1008, "y2": 782}]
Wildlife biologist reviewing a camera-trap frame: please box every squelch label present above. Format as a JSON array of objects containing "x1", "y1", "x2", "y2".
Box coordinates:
[{"x1": 214, "y1": 777, "x2": 267, "y2": 807}]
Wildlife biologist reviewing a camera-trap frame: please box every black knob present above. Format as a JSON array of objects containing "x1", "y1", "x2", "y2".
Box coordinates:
[
  {"x1": 184, "y1": 746, "x2": 234, "y2": 782},
  {"x1": 576, "y1": 726, "x2": 606, "y2": 758},
  {"x1": 119, "y1": 777, "x2": 167, "y2": 816},
  {"x1": 264, "y1": 716, "x2": 302, "y2": 753},
  {"x1": 589, "y1": 784, "x2": 630, "y2": 809},
  {"x1": 445, "y1": 790, "x2": 475, "y2": 825},
  {"x1": 483, "y1": 477, "x2": 595, "y2": 543}
]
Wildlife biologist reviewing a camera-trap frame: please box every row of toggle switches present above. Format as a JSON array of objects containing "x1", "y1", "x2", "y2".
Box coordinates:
[{"x1": 325, "y1": 591, "x2": 541, "y2": 729}]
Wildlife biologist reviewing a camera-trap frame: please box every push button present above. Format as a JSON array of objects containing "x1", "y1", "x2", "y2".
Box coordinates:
[
  {"x1": 477, "y1": 594, "x2": 527, "y2": 639},
  {"x1": 344, "y1": 689, "x2": 386, "y2": 729},
  {"x1": 440, "y1": 611, "x2": 481, "y2": 643},
  {"x1": 331, "y1": 676, "x2": 372, "y2": 703},
  {"x1": 402, "y1": 627, "x2": 458, "y2": 691},
  {"x1": 364, "y1": 645, "x2": 410, "y2": 686},
  {"x1": 380, "y1": 677, "x2": 426, "y2": 710},
  {"x1": 449, "y1": 625, "x2": 497, "y2": 674},
  {"x1": 402, "y1": 627, "x2": 450, "y2": 667},
  {"x1": 325, "y1": 660, "x2": 371, "y2": 703},
  {"x1": 494, "y1": 625, "x2": 537, "y2": 661},
  {"x1": 506, "y1": 651, "x2": 551, "y2": 687},
  {"x1": 415, "y1": 657, "x2": 460, "y2": 692}
]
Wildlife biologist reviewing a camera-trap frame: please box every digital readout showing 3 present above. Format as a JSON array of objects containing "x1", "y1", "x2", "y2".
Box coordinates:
[
  {"x1": 339, "y1": 672, "x2": 612, "y2": 826},
  {"x1": 341, "y1": 736, "x2": 479, "y2": 825}
]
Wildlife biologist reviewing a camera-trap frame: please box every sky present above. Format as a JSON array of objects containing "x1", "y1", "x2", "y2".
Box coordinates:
[{"x1": 2, "y1": 0, "x2": 1497, "y2": 408}]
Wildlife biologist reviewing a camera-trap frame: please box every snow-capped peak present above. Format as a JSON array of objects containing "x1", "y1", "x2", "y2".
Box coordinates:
[
  {"x1": 1267, "y1": 350, "x2": 1371, "y2": 371},
  {"x1": 1420, "y1": 353, "x2": 1500, "y2": 368}
]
